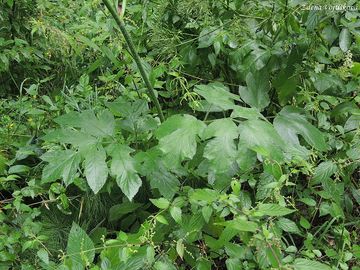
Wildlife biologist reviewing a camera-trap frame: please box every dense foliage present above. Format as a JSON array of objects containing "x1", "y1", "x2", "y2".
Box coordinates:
[{"x1": 0, "y1": 0, "x2": 359, "y2": 269}]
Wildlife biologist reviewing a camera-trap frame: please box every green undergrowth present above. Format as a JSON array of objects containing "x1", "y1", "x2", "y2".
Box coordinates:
[{"x1": 0, "y1": 0, "x2": 359, "y2": 269}]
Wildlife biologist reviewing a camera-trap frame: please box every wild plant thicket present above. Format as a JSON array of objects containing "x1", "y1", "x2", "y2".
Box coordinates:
[{"x1": 0, "y1": 0, "x2": 359, "y2": 269}]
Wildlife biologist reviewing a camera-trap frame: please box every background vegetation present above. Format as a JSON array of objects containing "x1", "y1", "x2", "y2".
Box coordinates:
[{"x1": 0, "y1": 0, "x2": 359, "y2": 269}]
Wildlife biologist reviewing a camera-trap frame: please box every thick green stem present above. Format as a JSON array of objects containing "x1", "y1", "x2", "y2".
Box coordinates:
[{"x1": 102, "y1": 0, "x2": 165, "y2": 122}]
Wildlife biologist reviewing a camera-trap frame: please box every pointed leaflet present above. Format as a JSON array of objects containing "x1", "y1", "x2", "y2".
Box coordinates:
[
  {"x1": 84, "y1": 145, "x2": 108, "y2": 194},
  {"x1": 194, "y1": 83, "x2": 240, "y2": 110},
  {"x1": 41, "y1": 150, "x2": 80, "y2": 186},
  {"x1": 55, "y1": 110, "x2": 115, "y2": 138},
  {"x1": 274, "y1": 106, "x2": 327, "y2": 151},
  {"x1": 109, "y1": 145, "x2": 142, "y2": 201},
  {"x1": 202, "y1": 118, "x2": 238, "y2": 174},
  {"x1": 239, "y1": 71, "x2": 270, "y2": 111},
  {"x1": 239, "y1": 119, "x2": 284, "y2": 161},
  {"x1": 155, "y1": 114, "x2": 205, "y2": 166},
  {"x1": 66, "y1": 223, "x2": 95, "y2": 268}
]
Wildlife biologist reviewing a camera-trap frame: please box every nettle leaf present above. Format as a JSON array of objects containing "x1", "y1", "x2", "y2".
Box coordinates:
[
  {"x1": 276, "y1": 217, "x2": 302, "y2": 235},
  {"x1": 293, "y1": 259, "x2": 331, "y2": 270},
  {"x1": 194, "y1": 83, "x2": 240, "y2": 110},
  {"x1": 155, "y1": 114, "x2": 205, "y2": 166},
  {"x1": 55, "y1": 110, "x2": 115, "y2": 138},
  {"x1": 202, "y1": 118, "x2": 238, "y2": 174},
  {"x1": 239, "y1": 119, "x2": 284, "y2": 161},
  {"x1": 41, "y1": 150, "x2": 80, "y2": 186},
  {"x1": 66, "y1": 223, "x2": 95, "y2": 268},
  {"x1": 274, "y1": 106, "x2": 327, "y2": 152},
  {"x1": 109, "y1": 145, "x2": 142, "y2": 201},
  {"x1": 239, "y1": 71, "x2": 270, "y2": 111},
  {"x1": 255, "y1": 203, "x2": 295, "y2": 217},
  {"x1": 311, "y1": 161, "x2": 337, "y2": 185},
  {"x1": 84, "y1": 145, "x2": 108, "y2": 194}
]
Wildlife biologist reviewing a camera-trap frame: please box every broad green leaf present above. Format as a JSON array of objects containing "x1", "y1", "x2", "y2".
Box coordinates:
[
  {"x1": 84, "y1": 146, "x2": 108, "y2": 194},
  {"x1": 226, "y1": 258, "x2": 242, "y2": 270},
  {"x1": 155, "y1": 114, "x2": 205, "y2": 166},
  {"x1": 240, "y1": 119, "x2": 284, "y2": 161},
  {"x1": 239, "y1": 71, "x2": 270, "y2": 111},
  {"x1": 176, "y1": 239, "x2": 184, "y2": 259},
  {"x1": 311, "y1": 161, "x2": 337, "y2": 185},
  {"x1": 66, "y1": 223, "x2": 95, "y2": 269},
  {"x1": 37, "y1": 249, "x2": 49, "y2": 264},
  {"x1": 312, "y1": 73, "x2": 342, "y2": 93},
  {"x1": 170, "y1": 206, "x2": 182, "y2": 223},
  {"x1": 273, "y1": 45, "x2": 305, "y2": 104},
  {"x1": 190, "y1": 189, "x2": 219, "y2": 203},
  {"x1": 217, "y1": 219, "x2": 258, "y2": 232},
  {"x1": 256, "y1": 203, "x2": 295, "y2": 217},
  {"x1": 55, "y1": 110, "x2": 115, "y2": 138},
  {"x1": 135, "y1": 150, "x2": 180, "y2": 199},
  {"x1": 106, "y1": 98, "x2": 148, "y2": 118},
  {"x1": 41, "y1": 150, "x2": 80, "y2": 186},
  {"x1": 109, "y1": 202, "x2": 143, "y2": 221},
  {"x1": 276, "y1": 217, "x2": 302, "y2": 235},
  {"x1": 43, "y1": 129, "x2": 97, "y2": 149},
  {"x1": 344, "y1": 114, "x2": 360, "y2": 132},
  {"x1": 150, "y1": 198, "x2": 170, "y2": 209},
  {"x1": 198, "y1": 27, "x2": 220, "y2": 48},
  {"x1": 202, "y1": 205, "x2": 213, "y2": 223},
  {"x1": 194, "y1": 83, "x2": 240, "y2": 110},
  {"x1": 339, "y1": 28, "x2": 351, "y2": 52},
  {"x1": 109, "y1": 145, "x2": 141, "y2": 201},
  {"x1": 202, "y1": 119, "x2": 238, "y2": 174},
  {"x1": 274, "y1": 106, "x2": 327, "y2": 152},
  {"x1": 293, "y1": 259, "x2": 331, "y2": 270},
  {"x1": 150, "y1": 167, "x2": 179, "y2": 199},
  {"x1": 230, "y1": 105, "x2": 265, "y2": 120},
  {"x1": 156, "y1": 215, "x2": 168, "y2": 225},
  {"x1": 237, "y1": 143, "x2": 257, "y2": 171},
  {"x1": 321, "y1": 25, "x2": 338, "y2": 45}
]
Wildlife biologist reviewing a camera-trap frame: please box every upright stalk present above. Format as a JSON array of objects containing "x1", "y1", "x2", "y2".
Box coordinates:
[{"x1": 102, "y1": 0, "x2": 165, "y2": 122}]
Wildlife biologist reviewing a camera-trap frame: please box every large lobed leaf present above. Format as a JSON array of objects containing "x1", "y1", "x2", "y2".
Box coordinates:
[
  {"x1": 202, "y1": 118, "x2": 238, "y2": 174},
  {"x1": 41, "y1": 150, "x2": 80, "y2": 186},
  {"x1": 155, "y1": 114, "x2": 205, "y2": 166},
  {"x1": 274, "y1": 106, "x2": 327, "y2": 152},
  {"x1": 239, "y1": 119, "x2": 284, "y2": 161}
]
